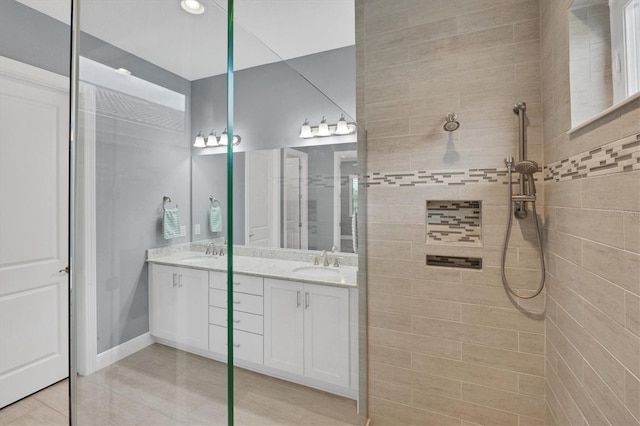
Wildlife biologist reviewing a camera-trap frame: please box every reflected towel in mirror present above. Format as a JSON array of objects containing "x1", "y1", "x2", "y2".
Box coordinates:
[
  {"x1": 209, "y1": 205, "x2": 222, "y2": 232},
  {"x1": 163, "y1": 208, "x2": 181, "y2": 239}
]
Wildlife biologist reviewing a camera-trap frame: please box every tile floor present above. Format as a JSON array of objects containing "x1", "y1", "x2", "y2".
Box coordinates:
[{"x1": 0, "y1": 344, "x2": 364, "y2": 426}]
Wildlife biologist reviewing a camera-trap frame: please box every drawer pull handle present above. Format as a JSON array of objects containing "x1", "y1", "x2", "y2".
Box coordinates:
[
  {"x1": 233, "y1": 282, "x2": 241, "y2": 286},
  {"x1": 297, "y1": 291, "x2": 301, "y2": 307},
  {"x1": 172, "y1": 273, "x2": 177, "y2": 287},
  {"x1": 233, "y1": 319, "x2": 241, "y2": 323},
  {"x1": 305, "y1": 292, "x2": 310, "y2": 309},
  {"x1": 232, "y1": 300, "x2": 241, "y2": 304},
  {"x1": 233, "y1": 344, "x2": 241, "y2": 348}
]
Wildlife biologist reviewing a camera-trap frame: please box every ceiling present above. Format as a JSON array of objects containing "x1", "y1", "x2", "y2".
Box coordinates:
[{"x1": 17, "y1": 0, "x2": 355, "y2": 81}]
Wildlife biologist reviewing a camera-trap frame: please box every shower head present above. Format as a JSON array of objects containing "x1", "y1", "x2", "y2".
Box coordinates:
[
  {"x1": 443, "y1": 112, "x2": 460, "y2": 132},
  {"x1": 514, "y1": 160, "x2": 538, "y2": 174}
]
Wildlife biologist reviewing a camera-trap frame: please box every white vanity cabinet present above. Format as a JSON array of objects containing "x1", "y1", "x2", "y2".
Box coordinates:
[
  {"x1": 149, "y1": 264, "x2": 209, "y2": 350},
  {"x1": 208, "y1": 271, "x2": 264, "y2": 365},
  {"x1": 264, "y1": 278, "x2": 350, "y2": 388}
]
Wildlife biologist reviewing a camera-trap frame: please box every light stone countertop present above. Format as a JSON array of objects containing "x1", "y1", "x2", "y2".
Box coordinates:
[{"x1": 147, "y1": 251, "x2": 358, "y2": 288}]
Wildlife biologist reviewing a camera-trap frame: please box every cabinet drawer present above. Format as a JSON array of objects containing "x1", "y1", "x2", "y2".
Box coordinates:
[
  {"x1": 208, "y1": 325, "x2": 264, "y2": 365},
  {"x1": 210, "y1": 271, "x2": 263, "y2": 296},
  {"x1": 209, "y1": 307, "x2": 264, "y2": 335},
  {"x1": 209, "y1": 289, "x2": 263, "y2": 315}
]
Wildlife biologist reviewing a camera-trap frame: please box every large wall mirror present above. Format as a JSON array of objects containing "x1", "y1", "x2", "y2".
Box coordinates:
[
  {"x1": 569, "y1": 0, "x2": 640, "y2": 127},
  {"x1": 190, "y1": 5, "x2": 358, "y2": 255}
]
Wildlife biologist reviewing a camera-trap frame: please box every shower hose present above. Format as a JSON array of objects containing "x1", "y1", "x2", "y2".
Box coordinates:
[{"x1": 501, "y1": 166, "x2": 546, "y2": 299}]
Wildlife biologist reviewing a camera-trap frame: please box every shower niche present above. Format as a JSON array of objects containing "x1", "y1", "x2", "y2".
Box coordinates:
[{"x1": 426, "y1": 200, "x2": 481, "y2": 246}]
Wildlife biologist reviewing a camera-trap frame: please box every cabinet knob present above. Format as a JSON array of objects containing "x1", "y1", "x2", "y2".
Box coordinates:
[
  {"x1": 233, "y1": 319, "x2": 241, "y2": 324},
  {"x1": 233, "y1": 344, "x2": 241, "y2": 348},
  {"x1": 232, "y1": 300, "x2": 241, "y2": 305}
]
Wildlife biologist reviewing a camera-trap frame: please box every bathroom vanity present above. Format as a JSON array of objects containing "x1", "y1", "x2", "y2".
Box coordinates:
[{"x1": 146, "y1": 244, "x2": 359, "y2": 399}]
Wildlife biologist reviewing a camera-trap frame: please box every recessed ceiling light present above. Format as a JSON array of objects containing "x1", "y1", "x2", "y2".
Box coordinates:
[
  {"x1": 115, "y1": 68, "x2": 131, "y2": 75},
  {"x1": 180, "y1": 0, "x2": 205, "y2": 14}
]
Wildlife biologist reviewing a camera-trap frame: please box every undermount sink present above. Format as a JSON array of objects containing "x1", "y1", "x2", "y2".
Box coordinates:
[
  {"x1": 181, "y1": 254, "x2": 217, "y2": 263},
  {"x1": 293, "y1": 266, "x2": 341, "y2": 280}
]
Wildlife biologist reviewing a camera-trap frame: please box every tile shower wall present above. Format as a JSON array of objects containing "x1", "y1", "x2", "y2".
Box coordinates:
[
  {"x1": 357, "y1": 0, "x2": 546, "y2": 424},
  {"x1": 540, "y1": 1, "x2": 640, "y2": 425}
]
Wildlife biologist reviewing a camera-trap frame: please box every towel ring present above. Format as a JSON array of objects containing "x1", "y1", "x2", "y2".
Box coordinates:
[
  {"x1": 210, "y1": 196, "x2": 221, "y2": 207},
  {"x1": 163, "y1": 195, "x2": 177, "y2": 210}
]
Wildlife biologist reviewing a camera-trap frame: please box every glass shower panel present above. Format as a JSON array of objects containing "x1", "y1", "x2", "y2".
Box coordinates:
[
  {"x1": 209, "y1": 1, "x2": 365, "y2": 423},
  {"x1": 71, "y1": 0, "x2": 229, "y2": 424}
]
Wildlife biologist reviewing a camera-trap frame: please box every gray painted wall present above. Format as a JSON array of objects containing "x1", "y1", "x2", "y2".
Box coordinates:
[
  {"x1": 190, "y1": 46, "x2": 356, "y2": 154},
  {"x1": 191, "y1": 153, "x2": 246, "y2": 244},
  {"x1": 0, "y1": 2, "x2": 193, "y2": 353}
]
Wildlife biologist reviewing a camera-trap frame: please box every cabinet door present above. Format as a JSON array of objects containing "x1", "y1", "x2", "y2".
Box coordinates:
[
  {"x1": 175, "y1": 267, "x2": 209, "y2": 350},
  {"x1": 263, "y1": 278, "x2": 304, "y2": 375},
  {"x1": 149, "y1": 264, "x2": 179, "y2": 341},
  {"x1": 304, "y1": 284, "x2": 350, "y2": 387}
]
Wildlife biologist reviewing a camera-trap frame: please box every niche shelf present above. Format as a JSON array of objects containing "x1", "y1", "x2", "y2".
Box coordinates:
[{"x1": 426, "y1": 200, "x2": 481, "y2": 246}]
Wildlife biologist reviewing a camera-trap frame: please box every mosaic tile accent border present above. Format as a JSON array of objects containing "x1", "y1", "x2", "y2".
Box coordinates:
[
  {"x1": 544, "y1": 133, "x2": 640, "y2": 182},
  {"x1": 365, "y1": 168, "x2": 512, "y2": 187},
  {"x1": 427, "y1": 201, "x2": 481, "y2": 245},
  {"x1": 426, "y1": 255, "x2": 482, "y2": 270}
]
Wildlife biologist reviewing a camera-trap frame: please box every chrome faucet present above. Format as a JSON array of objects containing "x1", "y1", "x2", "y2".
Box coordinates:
[
  {"x1": 205, "y1": 242, "x2": 217, "y2": 255},
  {"x1": 320, "y1": 250, "x2": 330, "y2": 267}
]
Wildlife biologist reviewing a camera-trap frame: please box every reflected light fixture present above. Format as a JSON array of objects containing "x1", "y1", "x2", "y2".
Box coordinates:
[
  {"x1": 193, "y1": 131, "x2": 206, "y2": 148},
  {"x1": 206, "y1": 129, "x2": 217, "y2": 147},
  {"x1": 194, "y1": 128, "x2": 241, "y2": 147},
  {"x1": 299, "y1": 115, "x2": 357, "y2": 139},
  {"x1": 299, "y1": 119, "x2": 313, "y2": 138},
  {"x1": 115, "y1": 67, "x2": 131, "y2": 75},
  {"x1": 317, "y1": 116, "x2": 331, "y2": 136},
  {"x1": 180, "y1": 0, "x2": 205, "y2": 14},
  {"x1": 335, "y1": 114, "x2": 350, "y2": 135}
]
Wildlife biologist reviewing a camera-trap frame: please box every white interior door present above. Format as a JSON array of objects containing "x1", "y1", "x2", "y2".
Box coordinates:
[
  {"x1": 245, "y1": 149, "x2": 280, "y2": 246},
  {"x1": 283, "y1": 148, "x2": 308, "y2": 250},
  {"x1": 0, "y1": 57, "x2": 69, "y2": 408}
]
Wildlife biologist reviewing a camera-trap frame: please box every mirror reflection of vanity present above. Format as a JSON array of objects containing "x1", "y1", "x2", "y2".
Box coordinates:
[
  {"x1": 569, "y1": 0, "x2": 640, "y2": 127},
  {"x1": 192, "y1": 140, "x2": 358, "y2": 254}
]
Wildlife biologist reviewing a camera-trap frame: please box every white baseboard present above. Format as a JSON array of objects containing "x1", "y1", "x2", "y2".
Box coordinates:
[{"x1": 95, "y1": 332, "x2": 154, "y2": 372}]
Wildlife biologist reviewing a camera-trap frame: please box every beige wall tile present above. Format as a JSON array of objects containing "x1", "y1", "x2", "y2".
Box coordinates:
[
  {"x1": 519, "y1": 332, "x2": 545, "y2": 355},
  {"x1": 581, "y1": 171, "x2": 640, "y2": 212},
  {"x1": 369, "y1": 379, "x2": 412, "y2": 405},
  {"x1": 555, "y1": 207, "x2": 625, "y2": 248},
  {"x1": 369, "y1": 327, "x2": 462, "y2": 360},
  {"x1": 369, "y1": 397, "x2": 460, "y2": 426},
  {"x1": 582, "y1": 240, "x2": 640, "y2": 295},
  {"x1": 412, "y1": 352, "x2": 518, "y2": 392},
  {"x1": 626, "y1": 292, "x2": 640, "y2": 337},
  {"x1": 461, "y1": 343, "x2": 544, "y2": 376},
  {"x1": 368, "y1": 310, "x2": 412, "y2": 333},
  {"x1": 412, "y1": 390, "x2": 519, "y2": 426},
  {"x1": 369, "y1": 344, "x2": 411, "y2": 369},
  {"x1": 461, "y1": 304, "x2": 543, "y2": 334},
  {"x1": 519, "y1": 373, "x2": 545, "y2": 397},
  {"x1": 626, "y1": 370, "x2": 640, "y2": 421},
  {"x1": 583, "y1": 363, "x2": 640, "y2": 426},
  {"x1": 461, "y1": 382, "x2": 544, "y2": 419},
  {"x1": 412, "y1": 316, "x2": 519, "y2": 350},
  {"x1": 626, "y1": 213, "x2": 640, "y2": 254},
  {"x1": 583, "y1": 302, "x2": 640, "y2": 377}
]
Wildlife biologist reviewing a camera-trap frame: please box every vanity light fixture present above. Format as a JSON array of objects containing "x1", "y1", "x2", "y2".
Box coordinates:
[
  {"x1": 299, "y1": 119, "x2": 313, "y2": 138},
  {"x1": 317, "y1": 116, "x2": 331, "y2": 136},
  {"x1": 180, "y1": 0, "x2": 205, "y2": 14},
  {"x1": 299, "y1": 115, "x2": 357, "y2": 139},
  {"x1": 193, "y1": 131, "x2": 206, "y2": 148},
  {"x1": 194, "y1": 128, "x2": 241, "y2": 147}
]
